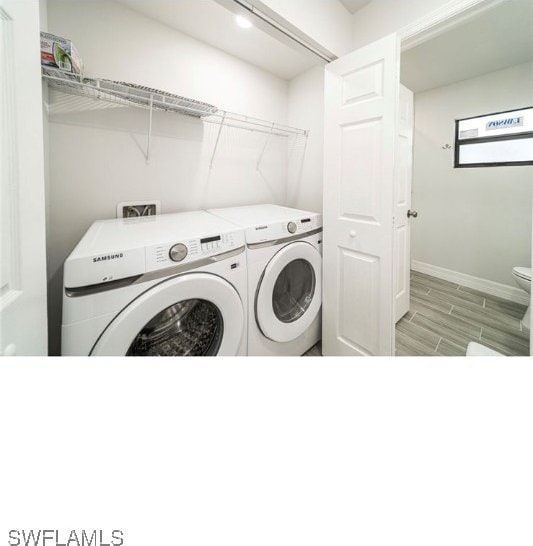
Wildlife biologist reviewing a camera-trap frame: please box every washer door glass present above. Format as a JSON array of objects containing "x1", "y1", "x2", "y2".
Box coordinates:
[
  {"x1": 127, "y1": 299, "x2": 223, "y2": 356},
  {"x1": 272, "y1": 259, "x2": 316, "y2": 323},
  {"x1": 91, "y1": 273, "x2": 244, "y2": 356}
]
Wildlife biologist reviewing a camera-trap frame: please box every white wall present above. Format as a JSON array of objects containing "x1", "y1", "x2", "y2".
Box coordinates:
[
  {"x1": 45, "y1": 0, "x2": 290, "y2": 354},
  {"x1": 48, "y1": 1, "x2": 288, "y2": 119},
  {"x1": 258, "y1": 0, "x2": 353, "y2": 57},
  {"x1": 411, "y1": 61, "x2": 533, "y2": 287},
  {"x1": 287, "y1": 65, "x2": 325, "y2": 213},
  {"x1": 351, "y1": 0, "x2": 453, "y2": 49}
]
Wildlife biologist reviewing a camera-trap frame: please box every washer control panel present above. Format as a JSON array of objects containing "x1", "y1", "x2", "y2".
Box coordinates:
[
  {"x1": 146, "y1": 231, "x2": 242, "y2": 272},
  {"x1": 169, "y1": 243, "x2": 188, "y2": 262},
  {"x1": 287, "y1": 221, "x2": 297, "y2": 234}
]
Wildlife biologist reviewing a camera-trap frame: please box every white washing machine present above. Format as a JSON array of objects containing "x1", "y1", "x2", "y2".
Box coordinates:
[
  {"x1": 208, "y1": 205, "x2": 322, "y2": 356},
  {"x1": 62, "y1": 211, "x2": 247, "y2": 356}
]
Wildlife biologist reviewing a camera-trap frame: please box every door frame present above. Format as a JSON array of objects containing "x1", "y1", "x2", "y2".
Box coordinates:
[
  {"x1": 391, "y1": 0, "x2": 514, "y2": 351},
  {"x1": 398, "y1": 0, "x2": 507, "y2": 52},
  {"x1": 0, "y1": 0, "x2": 48, "y2": 356}
]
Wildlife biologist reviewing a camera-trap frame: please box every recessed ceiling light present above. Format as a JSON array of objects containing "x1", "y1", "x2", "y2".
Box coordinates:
[{"x1": 235, "y1": 15, "x2": 253, "y2": 29}]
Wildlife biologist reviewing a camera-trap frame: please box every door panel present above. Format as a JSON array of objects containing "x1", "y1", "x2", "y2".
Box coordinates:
[
  {"x1": 0, "y1": 0, "x2": 47, "y2": 356},
  {"x1": 343, "y1": 60, "x2": 384, "y2": 104},
  {"x1": 394, "y1": 84, "x2": 414, "y2": 322},
  {"x1": 340, "y1": 120, "x2": 382, "y2": 223},
  {"x1": 337, "y1": 248, "x2": 379, "y2": 355},
  {"x1": 323, "y1": 33, "x2": 400, "y2": 356}
]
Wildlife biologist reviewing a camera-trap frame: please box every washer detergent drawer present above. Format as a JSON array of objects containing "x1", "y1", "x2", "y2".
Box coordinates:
[{"x1": 64, "y1": 247, "x2": 145, "y2": 288}]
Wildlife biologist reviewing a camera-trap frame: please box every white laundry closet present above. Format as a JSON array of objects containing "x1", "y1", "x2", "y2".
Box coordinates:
[{"x1": 40, "y1": 0, "x2": 329, "y2": 354}]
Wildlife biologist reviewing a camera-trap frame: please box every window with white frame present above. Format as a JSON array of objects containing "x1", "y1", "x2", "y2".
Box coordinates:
[{"x1": 455, "y1": 107, "x2": 533, "y2": 167}]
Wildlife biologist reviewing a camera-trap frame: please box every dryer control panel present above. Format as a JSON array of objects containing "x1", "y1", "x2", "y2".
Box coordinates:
[
  {"x1": 246, "y1": 213, "x2": 322, "y2": 245},
  {"x1": 145, "y1": 230, "x2": 243, "y2": 272}
]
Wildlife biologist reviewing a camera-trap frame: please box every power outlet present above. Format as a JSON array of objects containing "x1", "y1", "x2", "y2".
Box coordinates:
[{"x1": 117, "y1": 200, "x2": 161, "y2": 218}]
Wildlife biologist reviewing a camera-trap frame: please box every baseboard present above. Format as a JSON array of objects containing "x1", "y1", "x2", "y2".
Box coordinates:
[{"x1": 411, "y1": 260, "x2": 530, "y2": 305}]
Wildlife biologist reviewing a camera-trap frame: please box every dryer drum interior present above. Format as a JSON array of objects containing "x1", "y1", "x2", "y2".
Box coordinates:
[
  {"x1": 127, "y1": 299, "x2": 224, "y2": 356},
  {"x1": 272, "y1": 259, "x2": 316, "y2": 323}
]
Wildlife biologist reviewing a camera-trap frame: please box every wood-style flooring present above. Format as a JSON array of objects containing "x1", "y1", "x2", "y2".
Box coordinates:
[
  {"x1": 396, "y1": 271, "x2": 529, "y2": 356},
  {"x1": 303, "y1": 271, "x2": 530, "y2": 357}
]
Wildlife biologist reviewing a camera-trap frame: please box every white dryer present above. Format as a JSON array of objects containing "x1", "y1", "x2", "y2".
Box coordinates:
[
  {"x1": 62, "y1": 211, "x2": 247, "y2": 356},
  {"x1": 208, "y1": 205, "x2": 322, "y2": 356}
]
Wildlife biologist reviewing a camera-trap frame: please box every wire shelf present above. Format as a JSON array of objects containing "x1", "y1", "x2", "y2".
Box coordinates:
[
  {"x1": 42, "y1": 67, "x2": 308, "y2": 167},
  {"x1": 42, "y1": 66, "x2": 217, "y2": 117},
  {"x1": 42, "y1": 67, "x2": 307, "y2": 137}
]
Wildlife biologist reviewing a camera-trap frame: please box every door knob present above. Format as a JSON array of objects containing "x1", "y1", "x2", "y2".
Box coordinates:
[
  {"x1": 407, "y1": 210, "x2": 418, "y2": 218},
  {"x1": 349, "y1": 230, "x2": 357, "y2": 238}
]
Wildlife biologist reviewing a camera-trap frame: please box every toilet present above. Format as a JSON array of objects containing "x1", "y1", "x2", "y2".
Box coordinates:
[{"x1": 512, "y1": 267, "x2": 532, "y2": 329}]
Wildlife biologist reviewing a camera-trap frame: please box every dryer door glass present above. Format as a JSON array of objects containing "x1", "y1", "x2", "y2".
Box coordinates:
[
  {"x1": 272, "y1": 259, "x2": 316, "y2": 323},
  {"x1": 255, "y1": 241, "x2": 321, "y2": 343},
  {"x1": 127, "y1": 299, "x2": 224, "y2": 356}
]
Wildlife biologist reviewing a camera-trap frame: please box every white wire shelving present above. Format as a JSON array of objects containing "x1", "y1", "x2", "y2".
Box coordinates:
[{"x1": 42, "y1": 67, "x2": 308, "y2": 165}]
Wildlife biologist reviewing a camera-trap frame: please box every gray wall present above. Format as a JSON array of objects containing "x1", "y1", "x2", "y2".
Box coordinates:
[{"x1": 411, "y1": 62, "x2": 533, "y2": 286}]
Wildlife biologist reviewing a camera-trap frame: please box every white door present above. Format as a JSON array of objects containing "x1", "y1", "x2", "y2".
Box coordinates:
[
  {"x1": 255, "y1": 242, "x2": 322, "y2": 342},
  {"x1": 91, "y1": 273, "x2": 244, "y2": 356},
  {"x1": 394, "y1": 84, "x2": 414, "y2": 322},
  {"x1": 0, "y1": 0, "x2": 48, "y2": 356},
  {"x1": 322, "y1": 33, "x2": 400, "y2": 356}
]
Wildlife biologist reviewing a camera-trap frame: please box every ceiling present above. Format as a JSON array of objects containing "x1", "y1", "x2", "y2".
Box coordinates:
[
  {"x1": 339, "y1": 0, "x2": 371, "y2": 15},
  {"x1": 116, "y1": 0, "x2": 321, "y2": 80},
  {"x1": 401, "y1": 0, "x2": 533, "y2": 93}
]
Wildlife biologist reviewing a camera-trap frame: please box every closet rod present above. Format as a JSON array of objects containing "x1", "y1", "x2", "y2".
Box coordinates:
[
  {"x1": 207, "y1": 111, "x2": 306, "y2": 136},
  {"x1": 202, "y1": 119, "x2": 290, "y2": 138},
  {"x1": 230, "y1": 0, "x2": 336, "y2": 63}
]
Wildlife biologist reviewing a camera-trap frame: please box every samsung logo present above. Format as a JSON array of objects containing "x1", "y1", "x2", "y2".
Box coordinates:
[
  {"x1": 255, "y1": 226, "x2": 268, "y2": 230},
  {"x1": 93, "y1": 253, "x2": 123, "y2": 263},
  {"x1": 486, "y1": 116, "x2": 523, "y2": 130}
]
